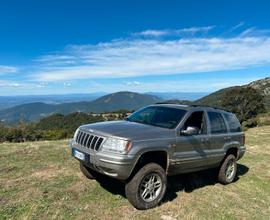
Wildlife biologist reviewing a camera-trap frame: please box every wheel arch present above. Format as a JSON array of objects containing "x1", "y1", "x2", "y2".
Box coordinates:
[
  {"x1": 127, "y1": 150, "x2": 169, "y2": 181},
  {"x1": 224, "y1": 147, "x2": 239, "y2": 159}
]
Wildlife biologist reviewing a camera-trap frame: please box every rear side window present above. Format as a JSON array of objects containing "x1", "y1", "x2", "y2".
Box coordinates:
[
  {"x1": 223, "y1": 113, "x2": 242, "y2": 132},
  {"x1": 207, "y1": 111, "x2": 227, "y2": 134}
]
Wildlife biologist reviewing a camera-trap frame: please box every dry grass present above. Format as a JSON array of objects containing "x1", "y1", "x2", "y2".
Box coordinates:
[{"x1": 1, "y1": 126, "x2": 270, "y2": 220}]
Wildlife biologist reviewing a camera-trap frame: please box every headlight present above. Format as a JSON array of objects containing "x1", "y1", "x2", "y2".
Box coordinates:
[{"x1": 102, "y1": 137, "x2": 132, "y2": 154}]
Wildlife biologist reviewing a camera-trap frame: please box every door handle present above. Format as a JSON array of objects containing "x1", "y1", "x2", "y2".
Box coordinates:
[
  {"x1": 201, "y1": 138, "x2": 209, "y2": 143},
  {"x1": 201, "y1": 139, "x2": 205, "y2": 143}
]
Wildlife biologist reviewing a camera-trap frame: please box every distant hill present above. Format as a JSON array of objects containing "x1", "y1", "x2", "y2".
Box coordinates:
[
  {"x1": 194, "y1": 86, "x2": 240, "y2": 107},
  {"x1": 146, "y1": 92, "x2": 208, "y2": 101},
  {"x1": 0, "y1": 93, "x2": 106, "y2": 110},
  {"x1": 195, "y1": 77, "x2": 270, "y2": 108},
  {"x1": 0, "y1": 92, "x2": 162, "y2": 123},
  {"x1": 89, "y1": 91, "x2": 161, "y2": 112},
  {"x1": 0, "y1": 102, "x2": 57, "y2": 123}
]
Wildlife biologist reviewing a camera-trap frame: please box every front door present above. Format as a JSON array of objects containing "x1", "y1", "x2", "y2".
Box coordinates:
[{"x1": 173, "y1": 110, "x2": 211, "y2": 174}]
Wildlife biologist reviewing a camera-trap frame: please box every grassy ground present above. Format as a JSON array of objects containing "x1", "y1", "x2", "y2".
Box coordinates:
[{"x1": 1, "y1": 126, "x2": 270, "y2": 220}]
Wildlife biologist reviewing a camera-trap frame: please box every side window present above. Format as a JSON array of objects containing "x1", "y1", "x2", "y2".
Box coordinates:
[
  {"x1": 183, "y1": 111, "x2": 207, "y2": 134},
  {"x1": 223, "y1": 113, "x2": 242, "y2": 132},
  {"x1": 207, "y1": 111, "x2": 227, "y2": 134}
]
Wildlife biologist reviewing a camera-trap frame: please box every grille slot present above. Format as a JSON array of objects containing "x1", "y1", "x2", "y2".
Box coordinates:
[
  {"x1": 95, "y1": 138, "x2": 103, "y2": 151},
  {"x1": 91, "y1": 137, "x2": 98, "y2": 149},
  {"x1": 75, "y1": 130, "x2": 104, "y2": 151},
  {"x1": 87, "y1": 135, "x2": 94, "y2": 148}
]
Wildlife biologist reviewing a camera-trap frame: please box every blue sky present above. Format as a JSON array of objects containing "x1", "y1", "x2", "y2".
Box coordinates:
[{"x1": 0, "y1": 0, "x2": 270, "y2": 95}]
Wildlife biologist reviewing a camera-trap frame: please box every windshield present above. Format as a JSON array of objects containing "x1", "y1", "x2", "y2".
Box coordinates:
[{"x1": 127, "y1": 106, "x2": 187, "y2": 129}]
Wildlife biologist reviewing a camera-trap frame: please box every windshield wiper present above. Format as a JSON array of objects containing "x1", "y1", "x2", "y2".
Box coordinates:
[{"x1": 130, "y1": 119, "x2": 147, "y2": 125}]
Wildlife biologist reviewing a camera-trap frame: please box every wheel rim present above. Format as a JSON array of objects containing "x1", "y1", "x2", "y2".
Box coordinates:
[
  {"x1": 226, "y1": 159, "x2": 235, "y2": 181},
  {"x1": 139, "y1": 172, "x2": 162, "y2": 203}
]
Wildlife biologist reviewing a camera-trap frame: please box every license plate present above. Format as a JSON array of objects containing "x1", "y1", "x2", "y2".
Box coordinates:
[{"x1": 73, "y1": 149, "x2": 85, "y2": 161}]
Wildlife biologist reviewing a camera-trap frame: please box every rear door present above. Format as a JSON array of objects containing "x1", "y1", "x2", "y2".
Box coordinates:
[
  {"x1": 223, "y1": 112, "x2": 244, "y2": 149},
  {"x1": 206, "y1": 111, "x2": 229, "y2": 165}
]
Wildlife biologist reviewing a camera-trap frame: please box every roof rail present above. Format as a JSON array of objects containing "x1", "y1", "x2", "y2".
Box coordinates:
[
  {"x1": 189, "y1": 104, "x2": 228, "y2": 112},
  {"x1": 154, "y1": 101, "x2": 191, "y2": 105},
  {"x1": 154, "y1": 102, "x2": 229, "y2": 112}
]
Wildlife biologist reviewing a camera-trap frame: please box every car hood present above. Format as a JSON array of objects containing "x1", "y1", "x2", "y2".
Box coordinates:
[{"x1": 80, "y1": 120, "x2": 174, "y2": 141}]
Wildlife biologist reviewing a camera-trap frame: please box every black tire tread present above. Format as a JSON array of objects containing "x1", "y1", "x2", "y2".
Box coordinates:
[
  {"x1": 125, "y1": 163, "x2": 167, "y2": 210},
  {"x1": 218, "y1": 154, "x2": 237, "y2": 184}
]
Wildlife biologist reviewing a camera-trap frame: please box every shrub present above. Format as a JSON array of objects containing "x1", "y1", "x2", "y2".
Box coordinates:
[
  {"x1": 242, "y1": 118, "x2": 258, "y2": 130},
  {"x1": 221, "y1": 87, "x2": 265, "y2": 123},
  {"x1": 256, "y1": 109, "x2": 270, "y2": 126}
]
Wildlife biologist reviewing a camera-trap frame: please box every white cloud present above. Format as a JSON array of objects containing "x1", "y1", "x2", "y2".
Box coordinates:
[
  {"x1": 133, "y1": 26, "x2": 215, "y2": 37},
  {"x1": 0, "y1": 65, "x2": 17, "y2": 74},
  {"x1": 134, "y1": 30, "x2": 169, "y2": 37},
  {"x1": 36, "y1": 82, "x2": 48, "y2": 88},
  {"x1": 0, "y1": 80, "x2": 23, "y2": 88},
  {"x1": 30, "y1": 28, "x2": 270, "y2": 82},
  {"x1": 9, "y1": 83, "x2": 21, "y2": 88},
  {"x1": 125, "y1": 81, "x2": 140, "y2": 86},
  {"x1": 36, "y1": 85, "x2": 44, "y2": 88},
  {"x1": 35, "y1": 55, "x2": 76, "y2": 66},
  {"x1": 63, "y1": 82, "x2": 71, "y2": 87},
  {"x1": 239, "y1": 27, "x2": 270, "y2": 37},
  {"x1": 228, "y1": 22, "x2": 245, "y2": 33},
  {"x1": 176, "y1": 26, "x2": 215, "y2": 34}
]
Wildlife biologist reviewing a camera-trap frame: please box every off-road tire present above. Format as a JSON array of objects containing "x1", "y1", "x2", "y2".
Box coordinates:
[
  {"x1": 218, "y1": 154, "x2": 237, "y2": 184},
  {"x1": 125, "y1": 163, "x2": 167, "y2": 210},
  {"x1": 80, "y1": 162, "x2": 95, "y2": 179}
]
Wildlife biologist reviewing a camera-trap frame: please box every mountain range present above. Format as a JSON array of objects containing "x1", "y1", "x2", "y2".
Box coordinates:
[
  {"x1": 0, "y1": 92, "x2": 161, "y2": 123},
  {"x1": 0, "y1": 77, "x2": 269, "y2": 123},
  {"x1": 0, "y1": 92, "x2": 207, "y2": 111},
  {"x1": 0, "y1": 93, "x2": 106, "y2": 110}
]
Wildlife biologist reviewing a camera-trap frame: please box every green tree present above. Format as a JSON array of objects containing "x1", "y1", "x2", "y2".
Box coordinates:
[{"x1": 221, "y1": 87, "x2": 265, "y2": 123}]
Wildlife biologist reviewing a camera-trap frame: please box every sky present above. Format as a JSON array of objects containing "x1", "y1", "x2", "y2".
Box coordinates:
[{"x1": 0, "y1": 0, "x2": 270, "y2": 95}]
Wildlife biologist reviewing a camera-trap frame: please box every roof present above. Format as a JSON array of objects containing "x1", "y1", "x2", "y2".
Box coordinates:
[{"x1": 153, "y1": 103, "x2": 230, "y2": 113}]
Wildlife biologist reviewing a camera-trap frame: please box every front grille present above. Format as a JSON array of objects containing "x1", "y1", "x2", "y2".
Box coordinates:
[{"x1": 75, "y1": 130, "x2": 104, "y2": 151}]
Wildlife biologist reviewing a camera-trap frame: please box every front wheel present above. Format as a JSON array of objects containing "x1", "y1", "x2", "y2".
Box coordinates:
[
  {"x1": 218, "y1": 154, "x2": 237, "y2": 184},
  {"x1": 125, "y1": 163, "x2": 167, "y2": 210}
]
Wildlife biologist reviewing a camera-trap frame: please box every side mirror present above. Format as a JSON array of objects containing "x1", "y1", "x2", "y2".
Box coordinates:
[{"x1": 180, "y1": 126, "x2": 199, "y2": 136}]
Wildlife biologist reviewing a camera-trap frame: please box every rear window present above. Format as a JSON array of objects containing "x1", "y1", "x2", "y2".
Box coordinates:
[
  {"x1": 207, "y1": 111, "x2": 227, "y2": 134},
  {"x1": 223, "y1": 113, "x2": 242, "y2": 132}
]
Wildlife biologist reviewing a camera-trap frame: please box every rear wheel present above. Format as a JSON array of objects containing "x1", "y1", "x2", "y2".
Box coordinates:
[
  {"x1": 218, "y1": 154, "x2": 237, "y2": 184},
  {"x1": 125, "y1": 163, "x2": 167, "y2": 210},
  {"x1": 80, "y1": 162, "x2": 95, "y2": 179}
]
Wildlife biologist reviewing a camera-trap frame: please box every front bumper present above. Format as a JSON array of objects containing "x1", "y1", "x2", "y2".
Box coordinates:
[{"x1": 70, "y1": 140, "x2": 136, "y2": 180}]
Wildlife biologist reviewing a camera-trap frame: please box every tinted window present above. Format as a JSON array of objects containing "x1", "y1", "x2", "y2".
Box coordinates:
[
  {"x1": 207, "y1": 111, "x2": 227, "y2": 134},
  {"x1": 127, "y1": 106, "x2": 187, "y2": 129},
  {"x1": 223, "y1": 113, "x2": 242, "y2": 132},
  {"x1": 183, "y1": 111, "x2": 207, "y2": 134}
]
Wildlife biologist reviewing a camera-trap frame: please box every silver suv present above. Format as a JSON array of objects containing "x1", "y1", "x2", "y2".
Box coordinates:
[{"x1": 70, "y1": 104, "x2": 246, "y2": 209}]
